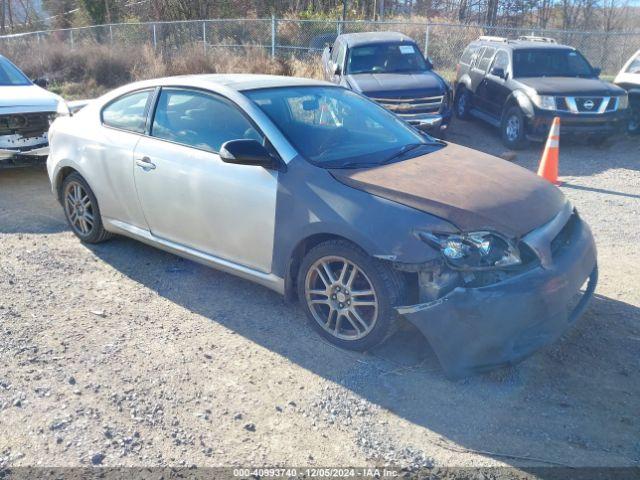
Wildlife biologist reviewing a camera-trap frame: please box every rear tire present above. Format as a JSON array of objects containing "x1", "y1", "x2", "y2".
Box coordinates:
[
  {"x1": 587, "y1": 135, "x2": 609, "y2": 146},
  {"x1": 455, "y1": 87, "x2": 472, "y2": 120},
  {"x1": 61, "y1": 173, "x2": 112, "y2": 244},
  {"x1": 628, "y1": 112, "x2": 640, "y2": 135},
  {"x1": 297, "y1": 240, "x2": 404, "y2": 351},
  {"x1": 501, "y1": 106, "x2": 528, "y2": 150}
]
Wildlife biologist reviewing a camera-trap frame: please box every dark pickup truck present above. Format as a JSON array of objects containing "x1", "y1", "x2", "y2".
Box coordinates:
[{"x1": 322, "y1": 31, "x2": 452, "y2": 136}]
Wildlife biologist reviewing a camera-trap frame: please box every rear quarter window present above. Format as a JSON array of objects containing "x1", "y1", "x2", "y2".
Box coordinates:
[
  {"x1": 101, "y1": 90, "x2": 151, "y2": 134},
  {"x1": 477, "y1": 47, "x2": 496, "y2": 72},
  {"x1": 627, "y1": 54, "x2": 640, "y2": 74},
  {"x1": 460, "y1": 45, "x2": 478, "y2": 65}
]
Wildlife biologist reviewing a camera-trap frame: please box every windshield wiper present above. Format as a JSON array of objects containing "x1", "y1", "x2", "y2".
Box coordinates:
[{"x1": 381, "y1": 143, "x2": 424, "y2": 164}]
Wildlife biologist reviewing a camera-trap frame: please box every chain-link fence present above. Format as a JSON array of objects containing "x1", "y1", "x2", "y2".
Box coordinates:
[{"x1": 1, "y1": 18, "x2": 639, "y2": 78}]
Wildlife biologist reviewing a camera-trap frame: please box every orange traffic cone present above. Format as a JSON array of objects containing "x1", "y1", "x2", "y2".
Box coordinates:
[{"x1": 537, "y1": 117, "x2": 561, "y2": 185}]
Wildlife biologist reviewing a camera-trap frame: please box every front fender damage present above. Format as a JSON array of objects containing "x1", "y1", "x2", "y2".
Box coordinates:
[{"x1": 392, "y1": 215, "x2": 598, "y2": 379}]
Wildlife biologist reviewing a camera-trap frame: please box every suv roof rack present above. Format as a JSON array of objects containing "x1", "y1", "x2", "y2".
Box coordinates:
[
  {"x1": 518, "y1": 35, "x2": 557, "y2": 43},
  {"x1": 478, "y1": 35, "x2": 508, "y2": 42}
]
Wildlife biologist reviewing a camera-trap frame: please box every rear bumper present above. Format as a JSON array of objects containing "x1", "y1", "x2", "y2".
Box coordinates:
[
  {"x1": 397, "y1": 215, "x2": 597, "y2": 378},
  {"x1": 526, "y1": 109, "x2": 629, "y2": 140}
]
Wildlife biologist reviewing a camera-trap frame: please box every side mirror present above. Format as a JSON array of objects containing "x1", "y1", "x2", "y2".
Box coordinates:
[
  {"x1": 332, "y1": 62, "x2": 341, "y2": 76},
  {"x1": 33, "y1": 77, "x2": 49, "y2": 88},
  {"x1": 592, "y1": 67, "x2": 601, "y2": 77},
  {"x1": 219, "y1": 139, "x2": 278, "y2": 169},
  {"x1": 424, "y1": 56, "x2": 434, "y2": 69},
  {"x1": 490, "y1": 67, "x2": 506, "y2": 79}
]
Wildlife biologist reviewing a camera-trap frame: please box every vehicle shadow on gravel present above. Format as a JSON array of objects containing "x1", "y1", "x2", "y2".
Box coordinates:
[
  {"x1": 447, "y1": 119, "x2": 640, "y2": 178},
  {"x1": 0, "y1": 166, "x2": 67, "y2": 234},
  {"x1": 89, "y1": 237, "x2": 640, "y2": 468}
]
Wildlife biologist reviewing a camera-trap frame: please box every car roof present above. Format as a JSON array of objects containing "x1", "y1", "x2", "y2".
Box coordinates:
[
  {"x1": 470, "y1": 39, "x2": 575, "y2": 51},
  {"x1": 337, "y1": 31, "x2": 416, "y2": 47},
  {"x1": 124, "y1": 74, "x2": 334, "y2": 92}
]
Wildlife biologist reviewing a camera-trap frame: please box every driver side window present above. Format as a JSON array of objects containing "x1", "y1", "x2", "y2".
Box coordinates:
[
  {"x1": 336, "y1": 44, "x2": 347, "y2": 71},
  {"x1": 626, "y1": 54, "x2": 640, "y2": 73},
  {"x1": 150, "y1": 89, "x2": 262, "y2": 153},
  {"x1": 491, "y1": 51, "x2": 509, "y2": 72}
]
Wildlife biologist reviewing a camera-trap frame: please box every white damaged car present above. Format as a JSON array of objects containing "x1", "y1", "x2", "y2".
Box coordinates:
[{"x1": 0, "y1": 54, "x2": 69, "y2": 167}]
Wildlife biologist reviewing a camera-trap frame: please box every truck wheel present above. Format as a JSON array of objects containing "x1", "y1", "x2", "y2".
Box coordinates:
[
  {"x1": 628, "y1": 113, "x2": 640, "y2": 135},
  {"x1": 501, "y1": 106, "x2": 528, "y2": 150},
  {"x1": 297, "y1": 240, "x2": 404, "y2": 351},
  {"x1": 61, "y1": 173, "x2": 113, "y2": 244},
  {"x1": 455, "y1": 88, "x2": 472, "y2": 120},
  {"x1": 588, "y1": 135, "x2": 609, "y2": 146}
]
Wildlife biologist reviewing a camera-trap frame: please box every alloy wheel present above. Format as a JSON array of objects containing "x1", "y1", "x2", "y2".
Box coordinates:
[
  {"x1": 304, "y1": 256, "x2": 378, "y2": 341},
  {"x1": 505, "y1": 114, "x2": 521, "y2": 141},
  {"x1": 457, "y1": 93, "x2": 467, "y2": 116},
  {"x1": 64, "y1": 181, "x2": 95, "y2": 236}
]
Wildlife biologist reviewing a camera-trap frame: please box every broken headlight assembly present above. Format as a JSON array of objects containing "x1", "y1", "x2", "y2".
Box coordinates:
[
  {"x1": 48, "y1": 102, "x2": 71, "y2": 126},
  {"x1": 418, "y1": 231, "x2": 521, "y2": 270}
]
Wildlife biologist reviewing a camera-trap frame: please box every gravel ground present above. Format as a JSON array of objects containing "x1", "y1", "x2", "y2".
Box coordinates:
[{"x1": 0, "y1": 120, "x2": 639, "y2": 473}]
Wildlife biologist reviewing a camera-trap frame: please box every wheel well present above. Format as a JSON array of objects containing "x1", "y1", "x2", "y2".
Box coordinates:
[
  {"x1": 55, "y1": 166, "x2": 79, "y2": 202},
  {"x1": 284, "y1": 233, "x2": 359, "y2": 303}
]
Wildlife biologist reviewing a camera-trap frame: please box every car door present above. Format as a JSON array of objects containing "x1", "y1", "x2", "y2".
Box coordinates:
[
  {"x1": 94, "y1": 88, "x2": 154, "y2": 229},
  {"x1": 132, "y1": 87, "x2": 278, "y2": 273},
  {"x1": 472, "y1": 47, "x2": 496, "y2": 113},
  {"x1": 484, "y1": 50, "x2": 511, "y2": 117}
]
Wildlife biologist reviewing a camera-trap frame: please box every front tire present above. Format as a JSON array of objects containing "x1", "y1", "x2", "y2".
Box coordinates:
[
  {"x1": 61, "y1": 173, "x2": 112, "y2": 244},
  {"x1": 455, "y1": 87, "x2": 472, "y2": 120},
  {"x1": 628, "y1": 112, "x2": 640, "y2": 135},
  {"x1": 501, "y1": 106, "x2": 528, "y2": 149},
  {"x1": 297, "y1": 240, "x2": 404, "y2": 351}
]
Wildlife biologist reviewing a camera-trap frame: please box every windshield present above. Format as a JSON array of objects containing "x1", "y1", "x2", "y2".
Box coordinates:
[
  {"x1": 245, "y1": 86, "x2": 439, "y2": 168},
  {"x1": 346, "y1": 43, "x2": 429, "y2": 75},
  {"x1": 0, "y1": 57, "x2": 31, "y2": 86},
  {"x1": 627, "y1": 53, "x2": 640, "y2": 74},
  {"x1": 513, "y1": 49, "x2": 594, "y2": 78}
]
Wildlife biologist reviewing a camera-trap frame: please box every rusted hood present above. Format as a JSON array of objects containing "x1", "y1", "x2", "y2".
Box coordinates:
[{"x1": 330, "y1": 143, "x2": 566, "y2": 238}]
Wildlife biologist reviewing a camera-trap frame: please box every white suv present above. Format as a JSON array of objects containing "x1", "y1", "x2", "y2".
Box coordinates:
[
  {"x1": 614, "y1": 49, "x2": 640, "y2": 134},
  {"x1": 0, "y1": 54, "x2": 69, "y2": 167}
]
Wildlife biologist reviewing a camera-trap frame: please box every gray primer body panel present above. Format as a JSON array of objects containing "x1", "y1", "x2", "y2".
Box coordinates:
[{"x1": 270, "y1": 156, "x2": 457, "y2": 280}]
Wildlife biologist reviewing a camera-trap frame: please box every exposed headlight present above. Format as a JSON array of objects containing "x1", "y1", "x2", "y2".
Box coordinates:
[
  {"x1": 57, "y1": 101, "x2": 71, "y2": 117},
  {"x1": 441, "y1": 89, "x2": 451, "y2": 110},
  {"x1": 419, "y1": 231, "x2": 521, "y2": 270},
  {"x1": 530, "y1": 94, "x2": 557, "y2": 110},
  {"x1": 618, "y1": 94, "x2": 629, "y2": 110}
]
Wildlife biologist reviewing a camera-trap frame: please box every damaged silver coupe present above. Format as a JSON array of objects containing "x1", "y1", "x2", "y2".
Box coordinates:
[{"x1": 47, "y1": 75, "x2": 597, "y2": 378}]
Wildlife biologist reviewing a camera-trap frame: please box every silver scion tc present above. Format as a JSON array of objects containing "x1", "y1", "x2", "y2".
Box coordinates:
[{"x1": 47, "y1": 74, "x2": 597, "y2": 378}]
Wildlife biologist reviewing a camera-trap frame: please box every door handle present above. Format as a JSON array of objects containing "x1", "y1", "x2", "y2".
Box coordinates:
[{"x1": 135, "y1": 156, "x2": 156, "y2": 170}]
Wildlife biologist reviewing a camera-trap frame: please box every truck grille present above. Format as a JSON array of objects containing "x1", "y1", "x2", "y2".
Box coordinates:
[
  {"x1": 555, "y1": 96, "x2": 617, "y2": 114},
  {"x1": 371, "y1": 95, "x2": 444, "y2": 116},
  {"x1": 0, "y1": 112, "x2": 52, "y2": 138}
]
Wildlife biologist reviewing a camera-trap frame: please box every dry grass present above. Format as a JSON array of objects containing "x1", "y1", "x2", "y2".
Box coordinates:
[{"x1": 2, "y1": 40, "x2": 324, "y2": 99}]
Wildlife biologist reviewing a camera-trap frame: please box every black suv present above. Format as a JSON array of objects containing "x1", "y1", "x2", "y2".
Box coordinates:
[{"x1": 454, "y1": 36, "x2": 629, "y2": 148}]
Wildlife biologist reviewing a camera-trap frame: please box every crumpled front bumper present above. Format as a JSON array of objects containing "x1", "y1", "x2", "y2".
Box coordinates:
[
  {"x1": 0, "y1": 145, "x2": 49, "y2": 160},
  {"x1": 397, "y1": 215, "x2": 597, "y2": 379}
]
